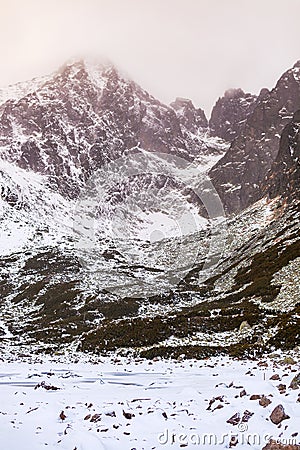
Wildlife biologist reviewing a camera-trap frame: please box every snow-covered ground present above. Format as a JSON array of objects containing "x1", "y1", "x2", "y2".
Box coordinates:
[{"x1": 0, "y1": 354, "x2": 299, "y2": 449}]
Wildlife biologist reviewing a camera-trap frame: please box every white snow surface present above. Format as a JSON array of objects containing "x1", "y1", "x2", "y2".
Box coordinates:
[
  {"x1": 0, "y1": 354, "x2": 299, "y2": 450},
  {"x1": 0, "y1": 158, "x2": 75, "y2": 255}
]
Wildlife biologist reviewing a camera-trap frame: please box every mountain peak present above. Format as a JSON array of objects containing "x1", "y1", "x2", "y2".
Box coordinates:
[
  {"x1": 171, "y1": 97, "x2": 195, "y2": 110},
  {"x1": 58, "y1": 57, "x2": 115, "y2": 73},
  {"x1": 170, "y1": 97, "x2": 208, "y2": 130},
  {"x1": 209, "y1": 88, "x2": 257, "y2": 142},
  {"x1": 223, "y1": 88, "x2": 245, "y2": 99},
  {"x1": 56, "y1": 58, "x2": 120, "y2": 84},
  {"x1": 293, "y1": 60, "x2": 300, "y2": 69}
]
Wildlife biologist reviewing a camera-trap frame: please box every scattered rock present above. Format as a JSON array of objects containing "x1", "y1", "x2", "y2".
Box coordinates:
[
  {"x1": 242, "y1": 410, "x2": 254, "y2": 422},
  {"x1": 270, "y1": 374, "x2": 281, "y2": 381},
  {"x1": 207, "y1": 395, "x2": 224, "y2": 410},
  {"x1": 258, "y1": 361, "x2": 269, "y2": 367},
  {"x1": 259, "y1": 396, "x2": 272, "y2": 408},
  {"x1": 34, "y1": 381, "x2": 60, "y2": 391},
  {"x1": 262, "y1": 439, "x2": 300, "y2": 449},
  {"x1": 227, "y1": 410, "x2": 253, "y2": 426},
  {"x1": 270, "y1": 405, "x2": 290, "y2": 425},
  {"x1": 289, "y1": 373, "x2": 300, "y2": 390},
  {"x1": 227, "y1": 412, "x2": 240, "y2": 426},
  {"x1": 123, "y1": 410, "x2": 135, "y2": 420},
  {"x1": 277, "y1": 384, "x2": 287, "y2": 394},
  {"x1": 250, "y1": 394, "x2": 261, "y2": 400},
  {"x1": 59, "y1": 411, "x2": 66, "y2": 421},
  {"x1": 105, "y1": 411, "x2": 116, "y2": 417},
  {"x1": 90, "y1": 414, "x2": 101, "y2": 423},
  {"x1": 212, "y1": 404, "x2": 224, "y2": 411}
]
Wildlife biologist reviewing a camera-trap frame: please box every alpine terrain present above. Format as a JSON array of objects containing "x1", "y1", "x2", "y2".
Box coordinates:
[{"x1": 0, "y1": 59, "x2": 299, "y2": 363}]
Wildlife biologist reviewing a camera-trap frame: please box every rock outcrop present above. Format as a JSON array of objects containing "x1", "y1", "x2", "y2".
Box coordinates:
[
  {"x1": 210, "y1": 61, "x2": 300, "y2": 213},
  {"x1": 209, "y1": 88, "x2": 257, "y2": 142},
  {"x1": 267, "y1": 110, "x2": 300, "y2": 200}
]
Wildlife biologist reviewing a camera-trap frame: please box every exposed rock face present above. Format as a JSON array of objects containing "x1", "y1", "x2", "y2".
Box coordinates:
[
  {"x1": 0, "y1": 60, "x2": 215, "y2": 199},
  {"x1": 267, "y1": 110, "x2": 300, "y2": 200},
  {"x1": 170, "y1": 97, "x2": 208, "y2": 133},
  {"x1": 170, "y1": 97, "x2": 228, "y2": 164},
  {"x1": 289, "y1": 372, "x2": 300, "y2": 390},
  {"x1": 209, "y1": 88, "x2": 257, "y2": 142},
  {"x1": 209, "y1": 62, "x2": 300, "y2": 213}
]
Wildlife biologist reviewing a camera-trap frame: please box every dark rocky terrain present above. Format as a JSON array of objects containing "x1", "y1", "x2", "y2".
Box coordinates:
[
  {"x1": 267, "y1": 109, "x2": 300, "y2": 200},
  {"x1": 210, "y1": 61, "x2": 300, "y2": 213},
  {"x1": 170, "y1": 97, "x2": 208, "y2": 134},
  {"x1": 209, "y1": 88, "x2": 257, "y2": 142}
]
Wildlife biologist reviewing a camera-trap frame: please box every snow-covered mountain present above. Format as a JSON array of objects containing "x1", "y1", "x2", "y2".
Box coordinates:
[
  {"x1": 0, "y1": 59, "x2": 300, "y2": 363},
  {"x1": 0, "y1": 58, "x2": 230, "y2": 290},
  {"x1": 0, "y1": 60, "x2": 227, "y2": 201},
  {"x1": 210, "y1": 61, "x2": 300, "y2": 213}
]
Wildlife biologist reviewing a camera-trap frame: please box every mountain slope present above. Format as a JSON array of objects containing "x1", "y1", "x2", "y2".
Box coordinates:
[
  {"x1": 1, "y1": 60, "x2": 300, "y2": 360},
  {"x1": 267, "y1": 110, "x2": 300, "y2": 200},
  {"x1": 0, "y1": 60, "x2": 226, "y2": 200},
  {"x1": 1, "y1": 184, "x2": 300, "y2": 360},
  {"x1": 210, "y1": 61, "x2": 300, "y2": 213}
]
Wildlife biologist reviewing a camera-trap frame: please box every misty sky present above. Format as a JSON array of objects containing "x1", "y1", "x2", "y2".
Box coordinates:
[{"x1": 1, "y1": 0, "x2": 300, "y2": 116}]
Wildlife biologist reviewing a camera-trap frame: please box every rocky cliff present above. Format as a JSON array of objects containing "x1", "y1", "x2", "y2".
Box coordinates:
[
  {"x1": 209, "y1": 88, "x2": 257, "y2": 142},
  {"x1": 267, "y1": 109, "x2": 300, "y2": 200},
  {"x1": 209, "y1": 61, "x2": 300, "y2": 213}
]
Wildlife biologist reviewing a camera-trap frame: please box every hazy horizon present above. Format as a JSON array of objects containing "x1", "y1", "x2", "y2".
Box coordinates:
[{"x1": 1, "y1": 0, "x2": 300, "y2": 116}]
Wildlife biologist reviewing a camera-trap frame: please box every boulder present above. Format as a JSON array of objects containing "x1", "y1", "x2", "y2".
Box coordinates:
[
  {"x1": 289, "y1": 373, "x2": 300, "y2": 390},
  {"x1": 270, "y1": 405, "x2": 290, "y2": 425}
]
